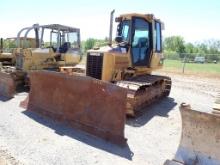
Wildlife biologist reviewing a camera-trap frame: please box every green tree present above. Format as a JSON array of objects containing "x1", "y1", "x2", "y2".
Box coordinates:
[
  {"x1": 164, "y1": 36, "x2": 185, "y2": 57},
  {"x1": 183, "y1": 43, "x2": 196, "y2": 60},
  {"x1": 82, "y1": 38, "x2": 109, "y2": 54},
  {"x1": 3, "y1": 39, "x2": 16, "y2": 49},
  {"x1": 207, "y1": 39, "x2": 220, "y2": 54},
  {"x1": 197, "y1": 43, "x2": 208, "y2": 54},
  {"x1": 164, "y1": 35, "x2": 220, "y2": 61},
  {"x1": 84, "y1": 38, "x2": 96, "y2": 51},
  {"x1": 185, "y1": 43, "x2": 194, "y2": 53}
]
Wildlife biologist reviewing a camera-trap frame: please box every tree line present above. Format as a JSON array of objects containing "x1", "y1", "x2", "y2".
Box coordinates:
[
  {"x1": 1, "y1": 37, "x2": 109, "y2": 53},
  {"x1": 2, "y1": 36, "x2": 220, "y2": 62},
  {"x1": 82, "y1": 36, "x2": 220, "y2": 62},
  {"x1": 164, "y1": 36, "x2": 220, "y2": 62},
  {"x1": 81, "y1": 38, "x2": 109, "y2": 53}
]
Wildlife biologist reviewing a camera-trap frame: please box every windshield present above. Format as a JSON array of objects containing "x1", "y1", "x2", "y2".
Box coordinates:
[
  {"x1": 48, "y1": 31, "x2": 80, "y2": 50},
  {"x1": 117, "y1": 20, "x2": 130, "y2": 42},
  {"x1": 64, "y1": 32, "x2": 79, "y2": 48}
]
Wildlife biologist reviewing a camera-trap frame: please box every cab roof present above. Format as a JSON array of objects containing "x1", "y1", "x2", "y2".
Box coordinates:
[{"x1": 118, "y1": 13, "x2": 162, "y2": 23}]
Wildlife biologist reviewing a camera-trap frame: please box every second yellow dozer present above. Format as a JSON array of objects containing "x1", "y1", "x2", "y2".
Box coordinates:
[
  {"x1": 23, "y1": 11, "x2": 171, "y2": 145},
  {"x1": 0, "y1": 24, "x2": 81, "y2": 98}
]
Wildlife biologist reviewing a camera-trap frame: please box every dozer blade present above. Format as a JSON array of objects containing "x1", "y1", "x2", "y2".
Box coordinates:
[
  {"x1": 213, "y1": 93, "x2": 220, "y2": 114},
  {"x1": 23, "y1": 71, "x2": 127, "y2": 145},
  {"x1": 165, "y1": 103, "x2": 220, "y2": 165},
  {"x1": 0, "y1": 72, "x2": 16, "y2": 98}
]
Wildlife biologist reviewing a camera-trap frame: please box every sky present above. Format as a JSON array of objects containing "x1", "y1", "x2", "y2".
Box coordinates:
[{"x1": 0, "y1": 0, "x2": 220, "y2": 43}]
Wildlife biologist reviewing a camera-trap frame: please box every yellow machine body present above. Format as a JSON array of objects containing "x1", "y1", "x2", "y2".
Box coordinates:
[
  {"x1": 21, "y1": 12, "x2": 171, "y2": 145},
  {"x1": 14, "y1": 47, "x2": 80, "y2": 71},
  {"x1": 0, "y1": 37, "x2": 37, "y2": 65},
  {"x1": 0, "y1": 24, "x2": 81, "y2": 98},
  {"x1": 86, "y1": 13, "x2": 170, "y2": 115},
  {"x1": 87, "y1": 13, "x2": 164, "y2": 82}
]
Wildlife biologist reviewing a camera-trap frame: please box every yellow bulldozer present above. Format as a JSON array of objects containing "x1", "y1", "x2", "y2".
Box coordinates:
[
  {"x1": 0, "y1": 24, "x2": 82, "y2": 98},
  {"x1": 22, "y1": 11, "x2": 171, "y2": 145},
  {"x1": 86, "y1": 11, "x2": 171, "y2": 116}
]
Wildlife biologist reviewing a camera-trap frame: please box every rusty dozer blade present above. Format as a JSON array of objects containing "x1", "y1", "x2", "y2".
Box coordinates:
[
  {"x1": 22, "y1": 71, "x2": 127, "y2": 145},
  {"x1": 212, "y1": 93, "x2": 220, "y2": 114},
  {"x1": 0, "y1": 72, "x2": 16, "y2": 98},
  {"x1": 165, "y1": 103, "x2": 220, "y2": 165}
]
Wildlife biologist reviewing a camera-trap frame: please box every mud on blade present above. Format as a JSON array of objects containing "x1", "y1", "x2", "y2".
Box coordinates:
[{"x1": 24, "y1": 71, "x2": 127, "y2": 145}]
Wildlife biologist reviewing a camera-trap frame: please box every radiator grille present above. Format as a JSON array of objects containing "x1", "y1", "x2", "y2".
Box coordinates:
[{"x1": 86, "y1": 53, "x2": 103, "y2": 80}]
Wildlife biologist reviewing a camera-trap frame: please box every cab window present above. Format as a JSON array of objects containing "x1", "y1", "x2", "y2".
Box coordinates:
[
  {"x1": 131, "y1": 18, "x2": 151, "y2": 66},
  {"x1": 121, "y1": 20, "x2": 130, "y2": 42},
  {"x1": 68, "y1": 32, "x2": 79, "y2": 48},
  {"x1": 155, "y1": 22, "x2": 162, "y2": 52}
]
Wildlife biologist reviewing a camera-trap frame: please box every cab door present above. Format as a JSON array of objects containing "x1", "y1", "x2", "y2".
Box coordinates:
[{"x1": 131, "y1": 17, "x2": 152, "y2": 67}]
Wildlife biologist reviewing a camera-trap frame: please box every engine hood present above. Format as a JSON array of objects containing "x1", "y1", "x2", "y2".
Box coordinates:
[{"x1": 87, "y1": 45, "x2": 127, "y2": 54}]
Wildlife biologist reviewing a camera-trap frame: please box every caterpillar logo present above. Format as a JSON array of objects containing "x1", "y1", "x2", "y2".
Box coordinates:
[{"x1": 89, "y1": 52, "x2": 101, "y2": 56}]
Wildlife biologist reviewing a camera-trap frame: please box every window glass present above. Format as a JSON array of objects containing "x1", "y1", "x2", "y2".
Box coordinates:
[
  {"x1": 51, "y1": 32, "x2": 59, "y2": 47},
  {"x1": 68, "y1": 32, "x2": 79, "y2": 48},
  {"x1": 131, "y1": 18, "x2": 150, "y2": 66},
  {"x1": 121, "y1": 21, "x2": 130, "y2": 41},
  {"x1": 155, "y1": 22, "x2": 162, "y2": 52},
  {"x1": 41, "y1": 29, "x2": 51, "y2": 47},
  {"x1": 117, "y1": 20, "x2": 130, "y2": 42},
  {"x1": 132, "y1": 30, "x2": 149, "y2": 47}
]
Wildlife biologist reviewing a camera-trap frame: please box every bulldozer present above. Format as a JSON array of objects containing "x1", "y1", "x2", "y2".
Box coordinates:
[
  {"x1": 22, "y1": 11, "x2": 171, "y2": 145},
  {"x1": 0, "y1": 24, "x2": 82, "y2": 98},
  {"x1": 86, "y1": 11, "x2": 171, "y2": 116}
]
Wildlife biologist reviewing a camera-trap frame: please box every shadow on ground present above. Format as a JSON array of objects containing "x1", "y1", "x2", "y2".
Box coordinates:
[
  {"x1": 0, "y1": 95, "x2": 13, "y2": 102},
  {"x1": 20, "y1": 96, "x2": 176, "y2": 160},
  {"x1": 0, "y1": 87, "x2": 29, "y2": 102},
  {"x1": 22, "y1": 110, "x2": 134, "y2": 160},
  {"x1": 126, "y1": 97, "x2": 177, "y2": 127}
]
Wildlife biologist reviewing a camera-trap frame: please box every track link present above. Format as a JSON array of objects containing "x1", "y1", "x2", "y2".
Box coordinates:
[{"x1": 116, "y1": 74, "x2": 172, "y2": 116}]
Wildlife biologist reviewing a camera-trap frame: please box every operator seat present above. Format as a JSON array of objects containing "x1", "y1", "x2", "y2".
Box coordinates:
[{"x1": 59, "y1": 42, "x2": 71, "y2": 53}]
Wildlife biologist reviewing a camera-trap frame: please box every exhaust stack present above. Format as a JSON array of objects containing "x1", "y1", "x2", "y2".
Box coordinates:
[{"x1": 109, "y1": 9, "x2": 115, "y2": 46}]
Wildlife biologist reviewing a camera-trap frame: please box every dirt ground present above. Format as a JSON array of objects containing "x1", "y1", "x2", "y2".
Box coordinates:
[
  {"x1": 0, "y1": 149, "x2": 20, "y2": 165},
  {"x1": 0, "y1": 71, "x2": 219, "y2": 165}
]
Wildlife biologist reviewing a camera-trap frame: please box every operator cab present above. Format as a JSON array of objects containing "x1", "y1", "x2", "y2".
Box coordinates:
[
  {"x1": 16, "y1": 24, "x2": 81, "y2": 54},
  {"x1": 48, "y1": 25, "x2": 80, "y2": 54},
  {"x1": 15, "y1": 24, "x2": 82, "y2": 70},
  {"x1": 115, "y1": 14, "x2": 163, "y2": 67}
]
